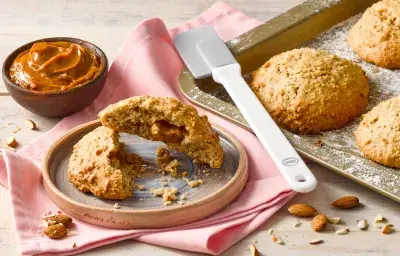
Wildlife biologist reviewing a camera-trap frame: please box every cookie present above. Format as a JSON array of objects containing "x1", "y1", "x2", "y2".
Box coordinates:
[
  {"x1": 348, "y1": 0, "x2": 400, "y2": 68},
  {"x1": 249, "y1": 48, "x2": 369, "y2": 134},
  {"x1": 68, "y1": 126, "x2": 136, "y2": 199},
  {"x1": 355, "y1": 96, "x2": 400, "y2": 168},
  {"x1": 99, "y1": 96, "x2": 224, "y2": 168}
]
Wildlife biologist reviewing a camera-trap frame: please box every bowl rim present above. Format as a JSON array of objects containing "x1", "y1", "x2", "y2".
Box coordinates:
[{"x1": 2, "y1": 37, "x2": 109, "y2": 96}]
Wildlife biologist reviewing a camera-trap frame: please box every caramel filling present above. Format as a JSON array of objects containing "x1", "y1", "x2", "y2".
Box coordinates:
[
  {"x1": 150, "y1": 121, "x2": 186, "y2": 144},
  {"x1": 9, "y1": 41, "x2": 102, "y2": 92}
]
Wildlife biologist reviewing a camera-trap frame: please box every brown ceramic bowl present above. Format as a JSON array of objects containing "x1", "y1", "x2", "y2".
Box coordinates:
[{"x1": 2, "y1": 37, "x2": 108, "y2": 117}]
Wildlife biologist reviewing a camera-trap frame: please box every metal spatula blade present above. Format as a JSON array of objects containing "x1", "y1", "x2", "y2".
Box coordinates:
[{"x1": 174, "y1": 26, "x2": 317, "y2": 193}]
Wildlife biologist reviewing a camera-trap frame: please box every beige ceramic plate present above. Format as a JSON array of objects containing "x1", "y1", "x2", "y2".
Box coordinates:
[{"x1": 43, "y1": 120, "x2": 248, "y2": 229}]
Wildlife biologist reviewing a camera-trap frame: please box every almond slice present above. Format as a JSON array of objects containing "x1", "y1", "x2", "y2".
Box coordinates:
[
  {"x1": 13, "y1": 126, "x2": 21, "y2": 133},
  {"x1": 327, "y1": 216, "x2": 341, "y2": 224},
  {"x1": 374, "y1": 214, "x2": 384, "y2": 222},
  {"x1": 272, "y1": 235, "x2": 284, "y2": 245},
  {"x1": 335, "y1": 228, "x2": 350, "y2": 235},
  {"x1": 309, "y1": 238, "x2": 323, "y2": 245},
  {"x1": 382, "y1": 224, "x2": 393, "y2": 234},
  {"x1": 357, "y1": 219, "x2": 368, "y2": 230},
  {"x1": 24, "y1": 119, "x2": 37, "y2": 130},
  {"x1": 267, "y1": 228, "x2": 274, "y2": 235},
  {"x1": 248, "y1": 244, "x2": 259, "y2": 256},
  {"x1": 6, "y1": 136, "x2": 17, "y2": 148}
]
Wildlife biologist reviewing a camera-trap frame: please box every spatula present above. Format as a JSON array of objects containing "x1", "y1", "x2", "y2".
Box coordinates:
[{"x1": 174, "y1": 25, "x2": 317, "y2": 193}]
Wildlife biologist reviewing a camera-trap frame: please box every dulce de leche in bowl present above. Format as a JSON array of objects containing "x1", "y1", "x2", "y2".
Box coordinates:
[
  {"x1": 2, "y1": 37, "x2": 108, "y2": 117},
  {"x1": 10, "y1": 41, "x2": 102, "y2": 93}
]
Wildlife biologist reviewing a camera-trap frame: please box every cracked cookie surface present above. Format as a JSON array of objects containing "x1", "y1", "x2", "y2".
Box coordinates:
[
  {"x1": 249, "y1": 48, "x2": 369, "y2": 134},
  {"x1": 348, "y1": 0, "x2": 400, "y2": 68},
  {"x1": 68, "y1": 126, "x2": 136, "y2": 199}
]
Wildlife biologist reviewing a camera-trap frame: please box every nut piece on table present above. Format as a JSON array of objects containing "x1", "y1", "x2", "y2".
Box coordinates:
[
  {"x1": 24, "y1": 119, "x2": 37, "y2": 130},
  {"x1": 6, "y1": 136, "x2": 18, "y2": 148},
  {"x1": 248, "y1": 243, "x2": 259, "y2": 256},
  {"x1": 312, "y1": 214, "x2": 327, "y2": 232},
  {"x1": 288, "y1": 203, "x2": 317, "y2": 217},
  {"x1": 374, "y1": 214, "x2": 384, "y2": 222},
  {"x1": 382, "y1": 224, "x2": 394, "y2": 234},
  {"x1": 335, "y1": 228, "x2": 350, "y2": 235},
  {"x1": 332, "y1": 196, "x2": 359, "y2": 209},
  {"x1": 357, "y1": 219, "x2": 368, "y2": 230},
  {"x1": 309, "y1": 238, "x2": 323, "y2": 245},
  {"x1": 272, "y1": 235, "x2": 284, "y2": 245},
  {"x1": 44, "y1": 223, "x2": 68, "y2": 239},
  {"x1": 327, "y1": 216, "x2": 341, "y2": 224}
]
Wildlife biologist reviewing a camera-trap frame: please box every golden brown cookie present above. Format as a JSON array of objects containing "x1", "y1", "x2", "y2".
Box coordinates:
[
  {"x1": 68, "y1": 126, "x2": 136, "y2": 199},
  {"x1": 355, "y1": 96, "x2": 400, "y2": 168},
  {"x1": 348, "y1": 0, "x2": 400, "y2": 68},
  {"x1": 98, "y1": 96, "x2": 224, "y2": 168},
  {"x1": 249, "y1": 48, "x2": 369, "y2": 134}
]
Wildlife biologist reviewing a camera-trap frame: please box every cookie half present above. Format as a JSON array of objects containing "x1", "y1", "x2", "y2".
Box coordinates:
[{"x1": 68, "y1": 126, "x2": 136, "y2": 199}]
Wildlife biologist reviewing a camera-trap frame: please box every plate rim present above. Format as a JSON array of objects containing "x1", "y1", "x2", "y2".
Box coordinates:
[{"x1": 42, "y1": 119, "x2": 248, "y2": 216}]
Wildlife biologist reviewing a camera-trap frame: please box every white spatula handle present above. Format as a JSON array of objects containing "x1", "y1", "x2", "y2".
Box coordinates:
[{"x1": 212, "y1": 63, "x2": 317, "y2": 193}]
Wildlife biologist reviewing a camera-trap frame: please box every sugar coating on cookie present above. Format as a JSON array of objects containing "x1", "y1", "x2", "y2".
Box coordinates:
[
  {"x1": 355, "y1": 97, "x2": 400, "y2": 168},
  {"x1": 348, "y1": 0, "x2": 400, "y2": 68},
  {"x1": 68, "y1": 126, "x2": 137, "y2": 199},
  {"x1": 249, "y1": 48, "x2": 369, "y2": 134},
  {"x1": 98, "y1": 96, "x2": 224, "y2": 168}
]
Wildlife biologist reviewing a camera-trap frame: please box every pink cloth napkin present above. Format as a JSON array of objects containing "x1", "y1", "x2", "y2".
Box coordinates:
[{"x1": 0, "y1": 2, "x2": 295, "y2": 255}]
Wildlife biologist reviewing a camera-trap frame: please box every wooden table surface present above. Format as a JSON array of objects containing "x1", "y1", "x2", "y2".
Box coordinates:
[{"x1": 1, "y1": 1, "x2": 399, "y2": 255}]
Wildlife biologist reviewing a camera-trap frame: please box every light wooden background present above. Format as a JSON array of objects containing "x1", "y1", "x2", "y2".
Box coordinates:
[{"x1": 1, "y1": 1, "x2": 399, "y2": 256}]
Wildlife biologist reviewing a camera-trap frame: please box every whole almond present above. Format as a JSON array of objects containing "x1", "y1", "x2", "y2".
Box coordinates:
[
  {"x1": 288, "y1": 204, "x2": 317, "y2": 217},
  {"x1": 45, "y1": 214, "x2": 73, "y2": 227},
  {"x1": 44, "y1": 223, "x2": 67, "y2": 239},
  {"x1": 312, "y1": 214, "x2": 327, "y2": 232},
  {"x1": 332, "y1": 196, "x2": 359, "y2": 209}
]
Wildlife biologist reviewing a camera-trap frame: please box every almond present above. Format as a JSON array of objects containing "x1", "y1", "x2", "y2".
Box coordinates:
[
  {"x1": 249, "y1": 244, "x2": 259, "y2": 256},
  {"x1": 309, "y1": 238, "x2": 323, "y2": 245},
  {"x1": 288, "y1": 203, "x2": 317, "y2": 217},
  {"x1": 44, "y1": 223, "x2": 67, "y2": 239},
  {"x1": 6, "y1": 136, "x2": 17, "y2": 148},
  {"x1": 312, "y1": 214, "x2": 327, "y2": 232},
  {"x1": 332, "y1": 196, "x2": 359, "y2": 209},
  {"x1": 24, "y1": 119, "x2": 37, "y2": 130},
  {"x1": 45, "y1": 214, "x2": 73, "y2": 227}
]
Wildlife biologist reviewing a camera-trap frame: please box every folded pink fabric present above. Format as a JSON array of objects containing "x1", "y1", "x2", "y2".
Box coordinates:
[{"x1": 0, "y1": 2, "x2": 294, "y2": 255}]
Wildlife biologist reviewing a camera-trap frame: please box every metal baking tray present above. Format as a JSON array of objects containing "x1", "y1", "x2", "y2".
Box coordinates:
[{"x1": 178, "y1": 0, "x2": 400, "y2": 203}]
